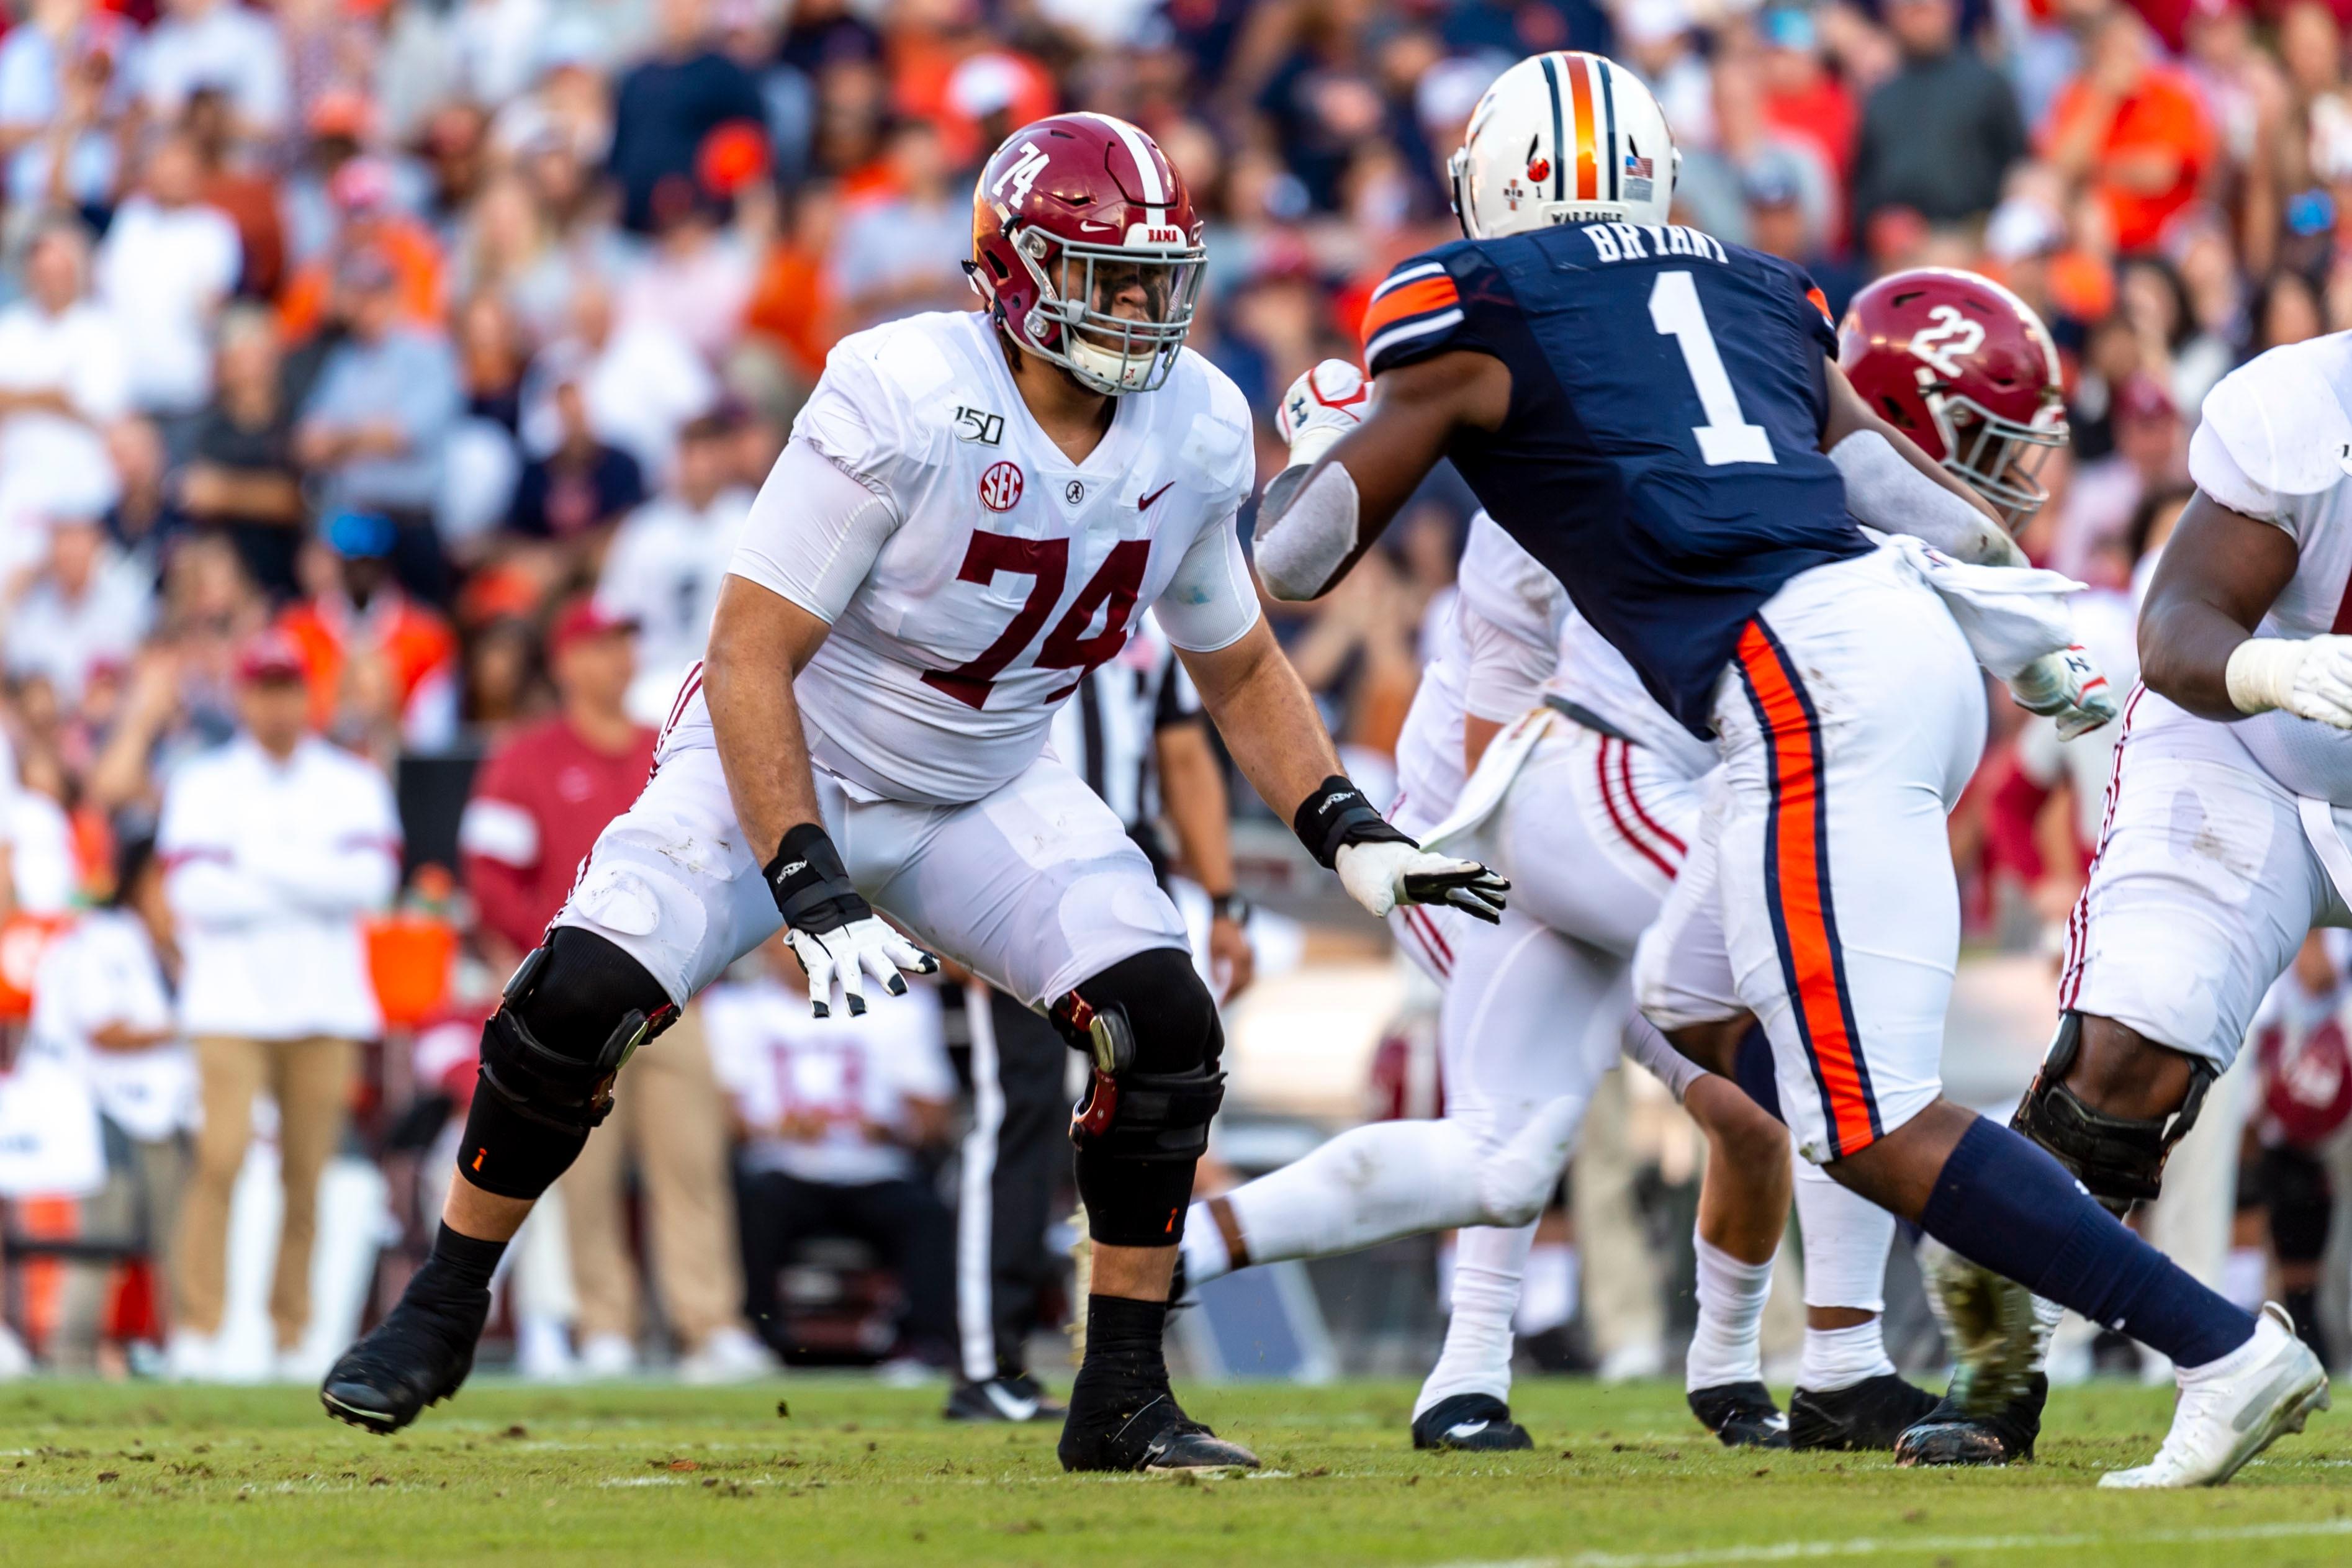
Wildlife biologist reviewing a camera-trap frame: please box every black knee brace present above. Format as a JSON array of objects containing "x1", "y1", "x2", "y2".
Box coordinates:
[
  {"x1": 2010, "y1": 1011, "x2": 2214, "y2": 1214},
  {"x1": 1052, "y1": 948, "x2": 1224, "y2": 1247},
  {"x1": 457, "y1": 927, "x2": 676, "y2": 1199}
]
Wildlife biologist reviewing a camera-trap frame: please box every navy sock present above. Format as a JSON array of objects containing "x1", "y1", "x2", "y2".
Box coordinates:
[
  {"x1": 1731, "y1": 1023, "x2": 1783, "y2": 1125},
  {"x1": 1920, "y1": 1119, "x2": 2253, "y2": 1368}
]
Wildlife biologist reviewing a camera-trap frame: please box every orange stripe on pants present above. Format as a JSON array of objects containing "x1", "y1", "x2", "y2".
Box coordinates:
[{"x1": 1736, "y1": 621, "x2": 1878, "y2": 1157}]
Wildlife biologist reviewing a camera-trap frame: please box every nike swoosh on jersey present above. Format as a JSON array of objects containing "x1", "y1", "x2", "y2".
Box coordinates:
[{"x1": 1139, "y1": 481, "x2": 1176, "y2": 511}]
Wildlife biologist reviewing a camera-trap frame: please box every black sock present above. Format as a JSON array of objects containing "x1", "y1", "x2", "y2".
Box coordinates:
[
  {"x1": 1076, "y1": 1294, "x2": 1168, "y2": 1396},
  {"x1": 1921, "y1": 1119, "x2": 2253, "y2": 1367},
  {"x1": 417, "y1": 1222, "x2": 507, "y2": 1298}
]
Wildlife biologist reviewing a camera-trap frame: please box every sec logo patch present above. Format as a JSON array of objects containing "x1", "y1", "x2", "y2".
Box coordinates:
[{"x1": 980, "y1": 461, "x2": 1024, "y2": 511}]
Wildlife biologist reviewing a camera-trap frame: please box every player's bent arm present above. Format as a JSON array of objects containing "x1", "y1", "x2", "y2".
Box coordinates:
[
  {"x1": 2138, "y1": 490, "x2": 2304, "y2": 721},
  {"x1": 1254, "y1": 351, "x2": 1510, "y2": 600},
  {"x1": 1178, "y1": 620, "x2": 1508, "y2": 924},
  {"x1": 1459, "y1": 600, "x2": 1555, "y2": 773},
  {"x1": 1819, "y1": 359, "x2": 2019, "y2": 565},
  {"x1": 704, "y1": 575, "x2": 834, "y2": 862}
]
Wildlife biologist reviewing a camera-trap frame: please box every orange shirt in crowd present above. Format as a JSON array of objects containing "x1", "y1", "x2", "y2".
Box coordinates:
[
  {"x1": 278, "y1": 218, "x2": 448, "y2": 341},
  {"x1": 2040, "y1": 64, "x2": 2212, "y2": 253},
  {"x1": 277, "y1": 593, "x2": 458, "y2": 739}
]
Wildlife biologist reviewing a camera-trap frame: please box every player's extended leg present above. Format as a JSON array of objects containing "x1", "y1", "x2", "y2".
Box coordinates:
[
  {"x1": 322, "y1": 927, "x2": 675, "y2": 1432},
  {"x1": 1904, "y1": 698, "x2": 2335, "y2": 1466},
  {"x1": 1785, "y1": 1160, "x2": 1932, "y2": 1450},
  {"x1": 1720, "y1": 575, "x2": 2322, "y2": 1488}
]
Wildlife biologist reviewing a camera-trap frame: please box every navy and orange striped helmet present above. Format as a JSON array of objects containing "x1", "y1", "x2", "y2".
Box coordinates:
[{"x1": 1446, "y1": 52, "x2": 1681, "y2": 240}]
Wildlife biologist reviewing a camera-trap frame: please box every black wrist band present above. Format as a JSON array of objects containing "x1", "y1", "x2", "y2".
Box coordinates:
[
  {"x1": 763, "y1": 822, "x2": 870, "y2": 935},
  {"x1": 1209, "y1": 891, "x2": 1251, "y2": 925},
  {"x1": 1291, "y1": 775, "x2": 1410, "y2": 869}
]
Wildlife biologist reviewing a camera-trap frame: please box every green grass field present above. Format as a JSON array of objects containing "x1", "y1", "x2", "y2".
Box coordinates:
[{"x1": 4, "y1": 1377, "x2": 2351, "y2": 1566}]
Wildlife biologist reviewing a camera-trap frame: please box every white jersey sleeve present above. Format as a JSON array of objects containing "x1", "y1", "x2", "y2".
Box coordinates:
[
  {"x1": 2191, "y1": 336, "x2": 2352, "y2": 538},
  {"x1": 1453, "y1": 514, "x2": 1564, "y2": 723},
  {"x1": 1153, "y1": 371, "x2": 1259, "y2": 653}
]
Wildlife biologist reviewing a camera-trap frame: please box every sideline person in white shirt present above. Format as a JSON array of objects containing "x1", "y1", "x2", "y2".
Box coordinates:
[
  {"x1": 28, "y1": 834, "x2": 196, "y2": 1373},
  {"x1": 0, "y1": 219, "x2": 129, "y2": 577},
  {"x1": 159, "y1": 629, "x2": 400, "y2": 1379},
  {"x1": 705, "y1": 943, "x2": 957, "y2": 1367},
  {"x1": 94, "y1": 132, "x2": 243, "y2": 416}
]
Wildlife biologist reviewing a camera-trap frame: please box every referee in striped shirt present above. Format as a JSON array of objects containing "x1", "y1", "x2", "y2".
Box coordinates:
[{"x1": 944, "y1": 614, "x2": 1254, "y2": 1422}]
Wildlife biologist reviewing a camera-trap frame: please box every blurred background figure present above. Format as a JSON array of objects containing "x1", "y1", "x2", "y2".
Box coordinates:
[
  {"x1": 706, "y1": 942, "x2": 957, "y2": 1374},
  {"x1": 158, "y1": 630, "x2": 399, "y2": 1381}
]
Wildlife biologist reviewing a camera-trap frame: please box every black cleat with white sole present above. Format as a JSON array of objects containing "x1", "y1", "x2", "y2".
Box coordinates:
[
  {"x1": 319, "y1": 1286, "x2": 487, "y2": 1435},
  {"x1": 944, "y1": 1372, "x2": 1068, "y2": 1423},
  {"x1": 1688, "y1": 1381, "x2": 1791, "y2": 1449},
  {"x1": 1412, "y1": 1392, "x2": 1534, "y2": 1451},
  {"x1": 1059, "y1": 1389, "x2": 1258, "y2": 1472},
  {"x1": 1788, "y1": 1372, "x2": 1942, "y2": 1451},
  {"x1": 1895, "y1": 1372, "x2": 2047, "y2": 1466}
]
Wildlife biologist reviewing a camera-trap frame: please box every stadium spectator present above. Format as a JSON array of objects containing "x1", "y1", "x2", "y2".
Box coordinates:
[
  {"x1": 93, "y1": 132, "x2": 243, "y2": 420},
  {"x1": 503, "y1": 377, "x2": 647, "y2": 551},
  {"x1": 595, "y1": 410, "x2": 749, "y2": 725},
  {"x1": 292, "y1": 254, "x2": 464, "y2": 603},
  {"x1": 606, "y1": 0, "x2": 767, "y2": 235},
  {"x1": 278, "y1": 510, "x2": 461, "y2": 755},
  {"x1": 3, "y1": 510, "x2": 153, "y2": 708},
  {"x1": 520, "y1": 277, "x2": 716, "y2": 482},
  {"x1": 180, "y1": 309, "x2": 309, "y2": 602},
  {"x1": 826, "y1": 117, "x2": 971, "y2": 333},
  {"x1": 1851, "y1": 0, "x2": 2029, "y2": 237},
  {"x1": 29, "y1": 834, "x2": 192, "y2": 1374},
  {"x1": 2040, "y1": 7, "x2": 2214, "y2": 255},
  {"x1": 706, "y1": 945, "x2": 957, "y2": 1369},
  {"x1": 160, "y1": 629, "x2": 400, "y2": 1382},
  {"x1": 0, "y1": 219, "x2": 128, "y2": 580},
  {"x1": 138, "y1": 0, "x2": 292, "y2": 138}
]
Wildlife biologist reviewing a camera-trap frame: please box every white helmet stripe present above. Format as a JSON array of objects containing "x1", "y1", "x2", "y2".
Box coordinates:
[{"x1": 1082, "y1": 112, "x2": 1167, "y2": 209}]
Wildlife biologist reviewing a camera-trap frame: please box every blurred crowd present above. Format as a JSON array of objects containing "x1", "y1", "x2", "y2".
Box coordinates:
[{"x1": 3, "y1": 0, "x2": 2352, "y2": 1378}]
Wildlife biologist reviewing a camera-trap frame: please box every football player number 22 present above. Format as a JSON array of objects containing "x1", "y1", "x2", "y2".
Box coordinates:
[
  {"x1": 922, "y1": 532, "x2": 1150, "y2": 710},
  {"x1": 1649, "y1": 270, "x2": 1777, "y2": 467}
]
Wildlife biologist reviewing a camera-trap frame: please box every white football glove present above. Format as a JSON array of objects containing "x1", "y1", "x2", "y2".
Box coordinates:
[
  {"x1": 2007, "y1": 643, "x2": 2117, "y2": 741},
  {"x1": 765, "y1": 825, "x2": 939, "y2": 1017},
  {"x1": 1276, "y1": 359, "x2": 1373, "y2": 469},
  {"x1": 2227, "y1": 635, "x2": 2352, "y2": 729},
  {"x1": 1335, "y1": 840, "x2": 1510, "y2": 924}
]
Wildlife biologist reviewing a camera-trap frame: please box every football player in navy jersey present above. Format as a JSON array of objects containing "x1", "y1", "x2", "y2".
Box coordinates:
[{"x1": 1256, "y1": 52, "x2": 2326, "y2": 1488}]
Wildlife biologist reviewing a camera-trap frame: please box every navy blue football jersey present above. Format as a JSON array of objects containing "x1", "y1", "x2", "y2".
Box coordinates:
[{"x1": 1361, "y1": 221, "x2": 1870, "y2": 736}]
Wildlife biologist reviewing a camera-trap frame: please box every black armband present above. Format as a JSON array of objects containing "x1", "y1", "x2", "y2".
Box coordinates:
[
  {"x1": 763, "y1": 822, "x2": 870, "y2": 936},
  {"x1": 1291, "y1": 775, "x2": 1410, "y2": 869}
]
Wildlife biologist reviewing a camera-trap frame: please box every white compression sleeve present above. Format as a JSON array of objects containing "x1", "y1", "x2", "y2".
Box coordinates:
[
  {"x1": 727, "y1": 439, "x2": 901, "y2": 623},
  {"x1": 1460, "y1": 601, "x2": 1561, "y2": 722},
  {"x1": 1155, "y1": 510, "x2": 1262, "y2": 654},
  {"x1": 1251, "y1": 460, "x2": 1360, "y2": 601},
  {"x1": 1828, "y1": 429, "x2": 2024, "y2": 567}
]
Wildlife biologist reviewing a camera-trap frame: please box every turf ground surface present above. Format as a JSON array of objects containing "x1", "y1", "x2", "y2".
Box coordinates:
[{"x1": 4, "y1": 1377, "x2": 2351, "y2": 1566}]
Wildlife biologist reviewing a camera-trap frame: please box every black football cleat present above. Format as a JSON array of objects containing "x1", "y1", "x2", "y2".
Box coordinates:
[
  {"x1": 944, "y1": 1372, "x2": 1068, "y2": 1423},
  {"x1": 1058, "y1": 1388, "x2": 1258, "y2": 1472},
  {"x1": 319, "y1": 1287, "x2": 487, "y2": 1435},
  {"x1": 1412, "y1": 1392, "x2": 1535, "y2": 1451},
  {"x1": 1895, "y1": 1372, "x2": 2048, "y2": 1466},
  {"x1": 1788, "y1": 1372, "x2": 1941, "y2": 1452},
  {"x1": 1688, "y1": 1381, "x2": 1792, "y2": 1449}
]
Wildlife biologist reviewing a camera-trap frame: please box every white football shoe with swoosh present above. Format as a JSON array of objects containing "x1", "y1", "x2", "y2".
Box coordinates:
[{"x1": 2099, "y1": 1303, "x2": 2328, "y2": 1489}]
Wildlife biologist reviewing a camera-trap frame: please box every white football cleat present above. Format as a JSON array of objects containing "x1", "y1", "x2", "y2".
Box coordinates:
[
  {"x1": 677, "y1": 1325, "x2": 778, "y2": 1385},
  {"x1": 2099, "y1": 1303, "x2": 2328, "y2": 1489},
  {"x1": 577, "y1": 1331, "x2": 638, "y2": 1379}
]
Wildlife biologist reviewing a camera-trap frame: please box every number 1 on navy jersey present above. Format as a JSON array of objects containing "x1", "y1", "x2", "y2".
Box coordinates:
[{"x1": 1648, "y1": 270, "x2": 1777, "y2": 467}]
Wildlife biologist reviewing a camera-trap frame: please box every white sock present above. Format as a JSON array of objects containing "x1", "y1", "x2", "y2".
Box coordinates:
[
  {"x1": 1800, "y1": 1318, "x2": 1895, "y2": 1392},
  {"x1": 1220, "y1": 1118, "x2": 1485, "y2": 1268},
  {"x1": 1516, "y1": 1241, "x2": 1577, "y2": 1334},
  {"x1": 2029, "y1": 1291, "x2": 2065, "y2": 1372},
  {"x1": 1685, "y1": 1233, "x2": 1775, "y2": 1391},
  {"x1": 1793, "y1": 1156, "x2": 1892, "y2": 1313},
  {"x1": 1415, "y1": 1221, "x2": 1537, "y2": 1417},
  {"x1": 1179, "y1": 1205, "x2": 1231, "y2": 1286}
]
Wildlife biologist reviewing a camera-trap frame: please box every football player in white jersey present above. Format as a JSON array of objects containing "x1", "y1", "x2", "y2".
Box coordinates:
[
  {"x1": 318, "y1": 114, "x2": 1503, "y2": 1472},
  {"x1": 1910, "y1": 328, "x2": 2352, "y2": 1481},
  {"x1": 1186, "y1": 489, "x2": 1929, "y2": 1453}
]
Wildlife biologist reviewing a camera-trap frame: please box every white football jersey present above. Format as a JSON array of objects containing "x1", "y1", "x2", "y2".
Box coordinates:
[
  {"x1": 700, "y1": 311, "x2": 1258, "y2": 806},
  {"x1": 2187, "y1": 332, "x2": 2352, "y2": 801},
  {"x1": 1393, "y1": 513, "x2": 1713, "y2": 837}
]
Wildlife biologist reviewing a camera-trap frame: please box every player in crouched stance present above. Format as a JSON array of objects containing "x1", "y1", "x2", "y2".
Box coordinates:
[
  {"x1": 1256, "y1": 50, "x2": 2321, "y2": 1487},
  {"x1": 318, "y1": 113, "x2": 1502, "y2": 1472}
]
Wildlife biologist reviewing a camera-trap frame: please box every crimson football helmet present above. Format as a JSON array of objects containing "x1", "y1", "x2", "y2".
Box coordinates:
[
  {"x1": 1839, "y1": 268, "x2": 2067, "y2": 528},
  {"x1": 967, "y1": 112, "x2": 1205, "y2": 396}
]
